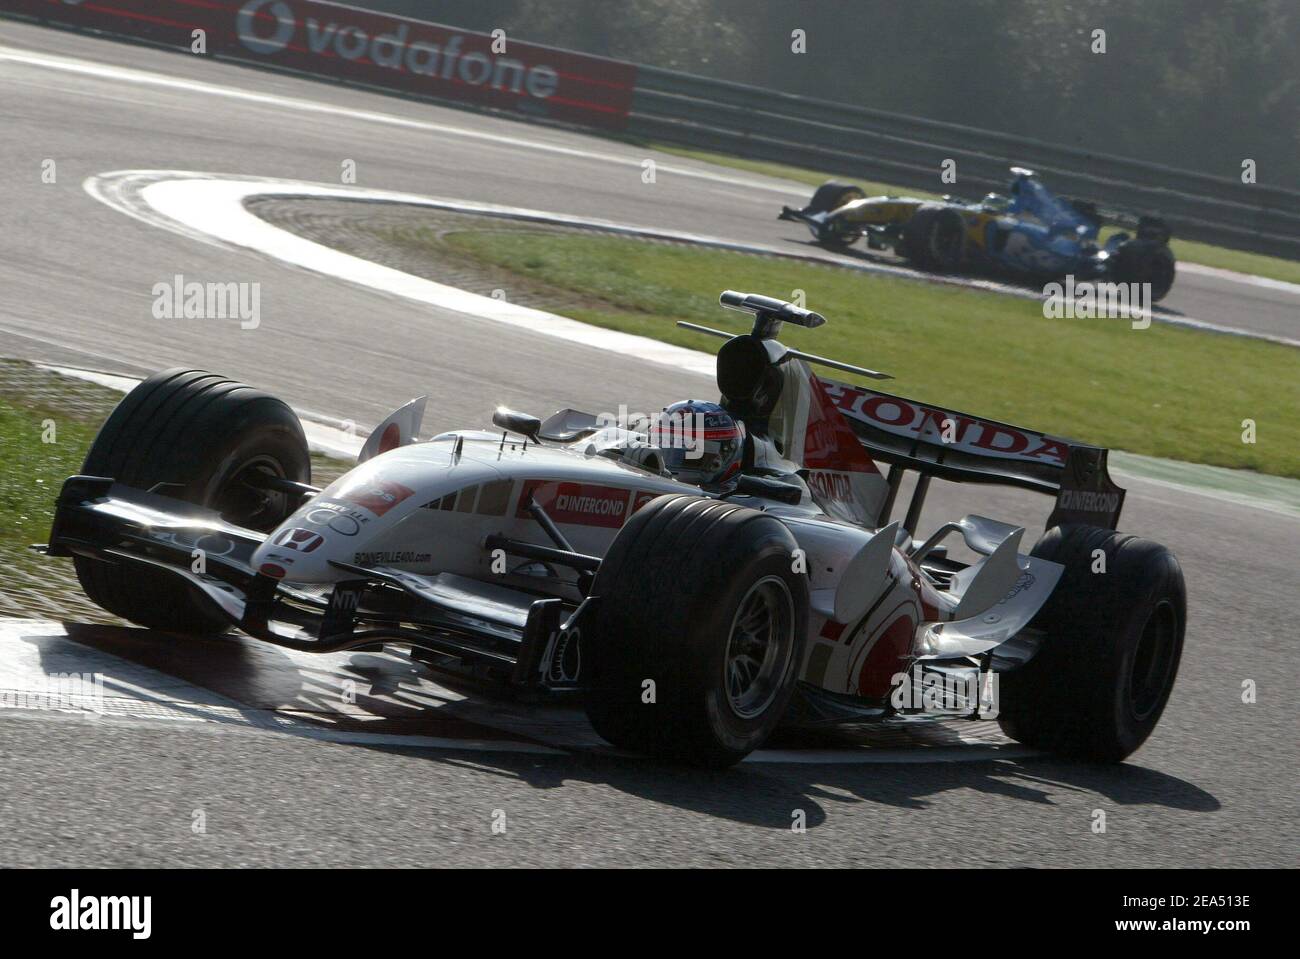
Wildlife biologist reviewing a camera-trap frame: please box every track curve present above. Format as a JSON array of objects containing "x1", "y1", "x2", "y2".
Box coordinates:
[{"x1": 0, "y1": 19, "x2": 1295, "y2": 867}]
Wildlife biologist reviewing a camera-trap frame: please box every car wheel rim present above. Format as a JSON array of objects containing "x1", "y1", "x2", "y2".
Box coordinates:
[
  {"x1": 723, "y1": 576, "x2": 795, "y2": 719},
  {"x1": 1130, "y1": 598, "x2": 1177, "y2": 721},
  {"x1": 214, "y1": 455, "x2": 290, "y2": 532}
]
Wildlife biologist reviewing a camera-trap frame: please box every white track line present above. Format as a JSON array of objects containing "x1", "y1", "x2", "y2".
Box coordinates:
[
  {"x1": 86, "y1": 170, "x2": 720, "y2": 377},
  {"x1": 43, "y1": 364, "x2": 364, "y2": 458},
  {"x1": 1178, "y1": 261, "x2": 1300, "y2": 295}
]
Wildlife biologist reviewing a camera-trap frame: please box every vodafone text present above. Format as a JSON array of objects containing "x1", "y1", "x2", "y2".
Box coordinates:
[{"x1": 237, "y1": 0, "x2": 559, "y2": 97}]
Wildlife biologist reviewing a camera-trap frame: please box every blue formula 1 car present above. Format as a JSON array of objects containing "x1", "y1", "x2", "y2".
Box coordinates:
[{"x1": 780, "y1": 167, "x2": 1177, "y2": 301}]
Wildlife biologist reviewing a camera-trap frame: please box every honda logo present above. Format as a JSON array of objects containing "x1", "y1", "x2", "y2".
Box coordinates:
[{"x1": 274, "y1": 528, "x2": 324, "y2": 552}]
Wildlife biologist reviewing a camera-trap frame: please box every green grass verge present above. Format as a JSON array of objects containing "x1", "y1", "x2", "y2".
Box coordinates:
[
  {"x1": 0, "y1": 398, "x2": 97, "y2": 557},
  {"x1": 437, "y1": 229, "x2": 1298, "y2": 478},
  {"x1": 655, "y1": 143, "x2": 1300, "y2": 285}
]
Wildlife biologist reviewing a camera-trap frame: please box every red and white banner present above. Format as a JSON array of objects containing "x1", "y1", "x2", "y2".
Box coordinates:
[
  {"x1": 516, "y1": 480, "x2": 634, "y2": 530},
  {"x1": 5, "y1": 0, "x2": 637, "y2": 129}
]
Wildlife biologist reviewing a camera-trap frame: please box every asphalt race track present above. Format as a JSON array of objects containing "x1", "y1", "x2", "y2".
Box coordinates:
[{"x1": 0, "y1": 20, "x2": 1296, "y2": 867}]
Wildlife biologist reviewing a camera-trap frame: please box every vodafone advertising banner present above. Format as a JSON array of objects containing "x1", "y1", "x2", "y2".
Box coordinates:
[{"x1": 7, "y1": 0, "x2": 637, "y2": 129}]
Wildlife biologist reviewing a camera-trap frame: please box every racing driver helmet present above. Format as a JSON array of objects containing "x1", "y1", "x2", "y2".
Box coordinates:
[{"x1": 649, "y1": 400, "x2": 746, "y2": 487}]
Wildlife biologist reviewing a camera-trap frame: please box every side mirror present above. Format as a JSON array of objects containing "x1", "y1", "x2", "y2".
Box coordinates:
[
  {"x1": 492, "y1": 407, "x2": 542, "y2": 442},
  {"x1": 623, "y1": 445, "x2": 667, "y2": 476}
]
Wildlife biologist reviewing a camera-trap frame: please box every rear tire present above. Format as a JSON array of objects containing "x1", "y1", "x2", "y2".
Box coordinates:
[
  {"x1": 74, "y1": 369, "x2": 310, "y2": 634},
  {"x1": 1135, "y1": 215, "x2": 1171, "y2": 245},
  {"x1": 997, "y1": 525, "x2": 1186, "y2": 761},
  {"x1": 583, "y1": 495, "x2": 809, "y2": 767},
  {"x1": 1112, "y1": 238, "x2": 1176, "y2": 302},
  {"x1": 900, "y1": 204, "x2": 965, "y2": 270},
  {"x1": 1067, "y1": 198, "x2": 1102, "y2": 232}
]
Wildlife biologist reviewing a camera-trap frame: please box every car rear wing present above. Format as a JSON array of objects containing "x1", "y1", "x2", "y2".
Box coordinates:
[
  {"x1": 818, "y1": 377, "x2": 1126, "y2": 531},
  {"x1": 678, "y1": 292, "x2": 1125, "y2": 533}
]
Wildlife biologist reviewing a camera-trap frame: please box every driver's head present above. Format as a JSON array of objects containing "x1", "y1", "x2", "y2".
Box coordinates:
[{"x1": 650, "y1": 400, "x2": 745, "y2": 487}]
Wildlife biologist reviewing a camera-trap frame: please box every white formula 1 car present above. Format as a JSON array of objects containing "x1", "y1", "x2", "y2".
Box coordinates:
[{"x1": 43, "y1": 291, "x2": 1185, "y2": 767}]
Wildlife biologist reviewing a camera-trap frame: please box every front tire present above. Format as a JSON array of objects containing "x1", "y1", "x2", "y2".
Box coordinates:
[
  {"x1": 997, "y1": 525, "x2": 1186, "y2": 761},
  {"x1": 583, "y1": 495, "x2": 809, "y2": 767},
  {"x1": 73, "y1": 369, "x2": 310, "y2": 635},
  {"x1": 805, "y1": 180, "x2": 865, "y2": 214},
  {"x1": 804, "y1": 181, "x2": 866, "y2": 248}
]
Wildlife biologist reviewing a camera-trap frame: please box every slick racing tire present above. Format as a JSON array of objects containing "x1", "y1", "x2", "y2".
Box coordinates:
[
  {"x1": 583, "y1": 494, "x2": 809, "y2": 768},
  {"x1": 997, "y1": 525, "x2": 1186, "y2": 762},
  {"x1": 1112, "y1": 238, "x2": 1176, "y2": 302},
  {"x1": 805, "y1": 180, "x2": 865, "y2": 214},
  {"x1": 1135, "y1": 215, "x2": 1172, "y2": 245},
  {"x1": 804, "y1": 181, "x2": 866, "y2": 248},
  {"x1": 900, "y1": 204, "x2": 965, "y2": 270},
  {"x1": 74, "y1": 369, "x2": 311, "y2": 635}
]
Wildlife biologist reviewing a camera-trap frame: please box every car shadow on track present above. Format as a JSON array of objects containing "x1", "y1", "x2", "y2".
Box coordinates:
[
  {"x1": 359, "y1": 745, "x2": 1221, "y2": 832},
  {"x1": 40, "y1": 622, "x2": 1219, "y2": 835},
  {"x1": 44, "y1": 622, "x2": 537, "y2": 738},
  {"x1": 779, "y1": 237, "x2": 905, "y2": 270}
]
